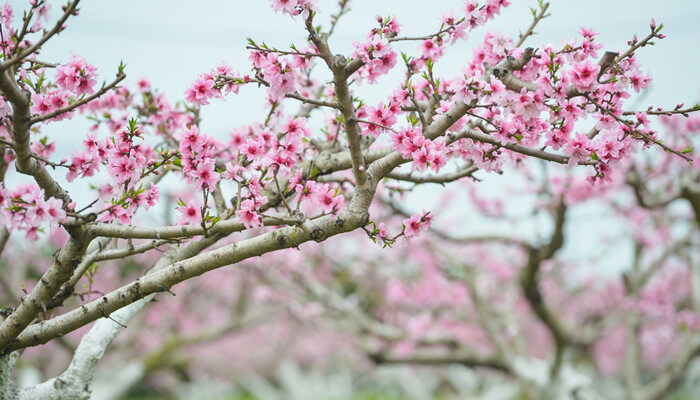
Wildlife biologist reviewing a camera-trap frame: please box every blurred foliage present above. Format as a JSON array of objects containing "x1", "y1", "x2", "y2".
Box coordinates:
[
  {"x1": 120, "y1": 396, "x2": 402, "y2": 400},
  {"x1": 118, "y1": 392, "x2": 699, "y2": 400},
  {"x1": 120, "y1": 395, "x2": 446, "y2": 400}
]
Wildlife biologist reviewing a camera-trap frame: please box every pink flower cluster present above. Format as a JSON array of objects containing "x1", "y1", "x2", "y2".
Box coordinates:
[
  {"x1": 101, "y1": 128, "x2": 157, "y2": 190},
  {"x1": 30, "y1": 90, "x2": 70, "y2": 120},
  {"x1": 185, "y1": 62, "x2": 245, "y2": 106},
  {"x1": 361, "y1": 104, "x2": 396, "y2": 137},
  {"x1": 200, "y1": 115, "x2": 345, "y2": 228},
  {"x1": 439, "y1": 12, "x2": 468, "y2": 44},
  {"x1": 232, "y1": 117, "x2": 309, "y2": 172},
  {"x1": 0, "y1": 183, "x2": 65, "y2": 239},
  {"x1": 391, "y1": 126, "x2": 448, "y2": 173},
  {"x1": 368, "y1": 15, "x2": 401, "y2": 38},
  {"x1": 0, "y1": 2, "x2": 51, "y2": 57},
  {"x1": 176, "y1": 199, "x2": 202, "y2": 226},
  {"x1": 222, "y1": 165, "x2": 269, "y2": 229},
  {"x1": 417, "y1": 1, "x2": 512, "y2": 65},
  {"x1": 310, "y1": 183, "x2": 345, "y2": 214},
  {"x1": 419, "y1": 37, "x2": 445, "y2": 61},
  {"x1": 358, "y1": 89, "x2": 411, "y2": 137},
  {"x1": 55, "y1": 55, "x2": 98, "y2": 96},
  {"x1": 567, "y1": 60, "x2": 600, "y2": 93},
  {"x1": 249, "y1": 51, "x2": 300, "y2": 100},
  {"x1": 174, "y1": 145, "x2": 279, "y2": 228},
  {"x1": 346, "y1": 1, "x2": 513, "y2": 82},
  {"x1": 66, "y1": 132, "x2": 106, "y2": 182},
  {"x1": 176, "y1": 126, "x2": 221, "y2": 191},
  {"x1": 352, "y1": 32, "x2": 397, "y2": 83},
  {"x1": 402, "y1": 212, "x2": 432, "y2": 239},
  {"x1": 29, "y1": 55, "x2": 99, "y2": 121},
  {"x1": 436, "y1": 27, "x2": 653, "y2": 179},
  {"x1": 290, "y1": 173, "x2": 345, "y2": 216},
  {"x1": 99, "y1": 184, "x2": 160, "y2": 225},
  {"x1": 65, "y1": 123, "x2": 161, "y2": 225},
  {"x1": 465, "y1": 0, "x2": 511, "y2": 26},
  {"x1": 268, "y1": 0, "x2": 316, "y2": 18},
  {"x1": 0, "y1": 2, "x2": 13, "y2": 30}
]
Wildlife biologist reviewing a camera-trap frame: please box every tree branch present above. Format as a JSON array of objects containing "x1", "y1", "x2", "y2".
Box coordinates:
[
  {"x1": 28, "y1": 73, "x2": 126, "y2": 125},
  {"x1": 1, "y1": 0, "x2": 81, "y2": 70},
  {"x1": 369, "y1": 349, "x2": 510, "y2": 373},
  {"x1": 464, "y1": 126, "x2": 597, "y2": 166},
  {"x1": 516, "y1": 1, "x2": 550, "y2": 48},
  {"x1": 305, "y1": 13, "x2": 368, "y2": 188},
  {"x1": 386, "y1": 165, "x2": 478, "y2": 184}
]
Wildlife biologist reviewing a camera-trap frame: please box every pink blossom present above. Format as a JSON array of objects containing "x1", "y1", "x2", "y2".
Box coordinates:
[
  {"x1": 403, "y1": 212, "x2": 431, "y2": 239},
  {"x1": 485, "y1": 31, "x2": 512, "y2": 55},
  {"x1": 190, "y1": 159, "x2": 219, "y2": 190},
  {"x1": 420, "y1": 38, "x2": 444, "y2": 60},
  {"x1": 564, "y1": 132, "x2": 592, "y2": 166},
  {"x1": 236, "y1": 199, "x2": 263, "y2": 228},
  {"x1": 176, "y1": 200, "x2": 201, "y2": 225},
  {"x1": 311, "y1": 184, "x2": 344, "y2": 215},
  {"x1": 568, "y1": 60, "x2": 600, "y2": 92},
  {"x1": 0, "y1": 2, "x2": 12, "y2": 29},
  {"x1": 185, "y1": 75, "x2": 216, "y2": 105},
  {"x1": 55, "y1": 55, "x2": 98, "y2": 96},
  {"x1": 594, "y1": 130, "x2": 624, "y2": 162},
  {"x1": 136, "y1": 78, "x2": 151, "y2": 91}
]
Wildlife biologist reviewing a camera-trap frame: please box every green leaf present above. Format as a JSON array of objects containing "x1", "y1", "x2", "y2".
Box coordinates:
[
  {"x1": 117, "y1": 60, "x2": 126, "y2": 75},
  {"x1": 127, "y1": 117, "x2": 138, "y2": 134}
]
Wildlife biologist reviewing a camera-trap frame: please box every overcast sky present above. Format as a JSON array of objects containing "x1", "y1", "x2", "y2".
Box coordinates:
[{"x1": 7, "y1": 0, "x2": 700, "y2": 271}]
